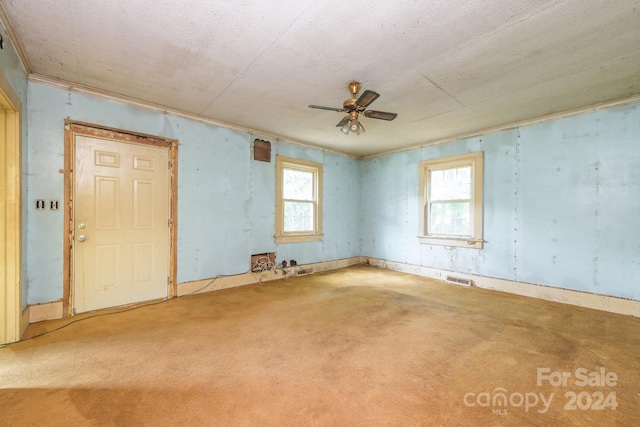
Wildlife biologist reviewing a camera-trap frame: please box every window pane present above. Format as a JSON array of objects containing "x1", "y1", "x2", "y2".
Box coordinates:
[
  {"x1": 284, "y1": 201, "x2": 314, "y2": 232},
  {"x1": 430, "y1": 166, "x2": 471, "y2": 201},
  {"x1": 429, "y1": 201, "x2": 470, "y2": 236},
  {"x1": 283, "y1": 169, "x2": 313, "y2": 200}
]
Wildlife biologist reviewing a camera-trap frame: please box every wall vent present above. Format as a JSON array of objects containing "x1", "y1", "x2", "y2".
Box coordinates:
[
  {"x1": 445, "y1": 276, "x2": 474, "y2": 286},
  {"x1": 253, "y1": 139, "x2": 271, "y2": 162}
]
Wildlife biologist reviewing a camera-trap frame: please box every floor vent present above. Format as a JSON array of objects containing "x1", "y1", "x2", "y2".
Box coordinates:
[{"x1": 446, "y1": 276, "x2": 474, "y2": 286}]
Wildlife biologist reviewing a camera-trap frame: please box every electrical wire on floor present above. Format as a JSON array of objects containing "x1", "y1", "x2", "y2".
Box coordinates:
[
  {"x1": 0, "y1": 297, "x2": 172, "y2": 348},
  {"x1": 0, "y1": 268, "x2": 276, "y2": 349}
]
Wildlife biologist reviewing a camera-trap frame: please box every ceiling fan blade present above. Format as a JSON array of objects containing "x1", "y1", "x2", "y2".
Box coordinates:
[
  {"x1": 336, "y1": 116, "x2": 349, "y2": 127},
  {"x1": 364, "y1": 110, "x2": 398, "y2": 121},
  {"x1": 355, "y1": 90, "x2": 380, "y2": 108},
  {"x1": 309, "y1": 104, "x2": 345, "y2": 112}
]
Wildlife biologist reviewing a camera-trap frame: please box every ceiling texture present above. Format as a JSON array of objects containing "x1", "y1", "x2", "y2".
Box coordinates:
[{"x1": 1, "y1": 0, "x2": 639, "y2": 157}]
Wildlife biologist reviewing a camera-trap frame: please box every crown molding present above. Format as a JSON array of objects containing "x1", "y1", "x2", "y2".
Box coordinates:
[
  {"x1": 26, "y1": 73, "x2": 640, "y2": 162},
  {"x1": 363, "y1": 93, "x2": 640, "y2": 160},
  {"x1": 27, "y1": 73, "x2": 359, "y2": 159}
]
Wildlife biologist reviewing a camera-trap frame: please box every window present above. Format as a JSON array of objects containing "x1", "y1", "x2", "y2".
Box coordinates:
[
  {"x1": 418, "y1": 152, "x2": 484, "y2": 249},
  {"x1": 275, "y1": 156, "x2": 323, "y2": 243}
]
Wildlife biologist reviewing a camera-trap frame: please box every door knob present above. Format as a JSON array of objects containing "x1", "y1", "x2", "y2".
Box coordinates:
[{"x1": 77, "y1": 235, "x2": 86, "y2": 242}]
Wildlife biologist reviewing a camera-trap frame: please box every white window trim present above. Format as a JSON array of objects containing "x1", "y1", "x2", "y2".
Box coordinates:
[
  {"x1": 275, "y1": 155, "x2": 323, "y2": 244},
  {"x1": 418, "y1": 152, "x2": 484, "y2": 249}
]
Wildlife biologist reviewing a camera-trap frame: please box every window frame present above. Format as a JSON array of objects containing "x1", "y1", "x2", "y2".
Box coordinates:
[
  {"x1": 275, "y1": 155, "x2": 323, "y2": 243},
  {"x1": 418, "y1": 152, "x2": 484, "y2": 249}
]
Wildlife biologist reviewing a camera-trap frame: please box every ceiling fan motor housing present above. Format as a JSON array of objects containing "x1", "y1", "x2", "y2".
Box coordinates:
[{"x1": 343, "y1": 98, "x2": 357, "y2": 111}]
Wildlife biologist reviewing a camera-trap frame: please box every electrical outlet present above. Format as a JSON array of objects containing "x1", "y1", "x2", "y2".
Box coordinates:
[
  {"x1": 35, "y1": 199, "x2": 46, "y2": 210},
  {"x1": 50, "y1": 200, "x2": 59, "y2": 211}
]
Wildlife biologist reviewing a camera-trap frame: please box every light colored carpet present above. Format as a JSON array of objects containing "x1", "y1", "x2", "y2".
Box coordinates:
[{"x1": 1, "y1": 265, "x2": 639, "y2": 426}]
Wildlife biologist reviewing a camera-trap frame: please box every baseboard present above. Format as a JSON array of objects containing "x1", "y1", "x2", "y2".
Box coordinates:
[
  {"x1": 24, "y1": 258, "x2": 361, "y2": 323},
  {"x1": 29, "y1": 300, "x2": 63, "y2": 323},
  {"x1": 364, "y1": 257, "x2": 640, "y2": 317},
  {"x1": 34, "y1": 256, "x2": 631, "y2": 322},
  {"x1": 20, "y1": 306, "x2": 30, "y2": 337},
  {"x1": 177, "y1": 256, "x2": 362, "y2": 297}
]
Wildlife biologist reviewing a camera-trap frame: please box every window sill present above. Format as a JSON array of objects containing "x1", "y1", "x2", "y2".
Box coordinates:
[
  {"x1": 275, "y1": 233, "x2": 323, "y2": 244},
  {"x1": 418, "y1": 236, "x2": 484, "y2": 249}
]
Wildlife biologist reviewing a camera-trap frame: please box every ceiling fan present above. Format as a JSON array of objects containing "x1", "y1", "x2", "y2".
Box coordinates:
[{"x1": 309, "y1": 81, "x2": 397, "y2": 135}]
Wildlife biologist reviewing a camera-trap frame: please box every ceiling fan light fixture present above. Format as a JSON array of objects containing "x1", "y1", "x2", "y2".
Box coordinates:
[
  {"x1": 340, "y1": 120, "x2": 351, "y2": 134},
  {"x1": 351, "y1": 119, "x2": 365, "y2": 135},
  {"x1": 340, "y1": 121, "x2": 363, "y2": 135},
  {"x1": 340, "y1": 111, "x2": 365, "y2": 136}
]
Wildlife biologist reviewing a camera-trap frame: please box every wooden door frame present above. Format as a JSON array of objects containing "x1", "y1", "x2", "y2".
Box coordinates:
[
  {"x1": 0, "y1": 73, "x2": 23, "y2": 344},
  {"x1": 63, "y1": 121, "x2": 178, "y2": 316}
]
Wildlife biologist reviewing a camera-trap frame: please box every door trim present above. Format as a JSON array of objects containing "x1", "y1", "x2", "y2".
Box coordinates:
[
  {"x1": 0, "y1": 72, "x2": 23, "y2": 344},
  {"x1": 63, "y1": 120, "x2": 178, "y2": 316}
]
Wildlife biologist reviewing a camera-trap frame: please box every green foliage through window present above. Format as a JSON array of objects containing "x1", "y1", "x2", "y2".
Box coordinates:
[
  {"x1": 282, "y1": 166, "x2": 316, "y2": 233},
  {"x1": 276, "y1": 156, "x2": 323, "y2": 243},
  {"x1": 428, "y1": 166, "x2": 472, "y2": 237},
  {"x1": 284, "y1": 201, "x2": 313, "y2": 232}
]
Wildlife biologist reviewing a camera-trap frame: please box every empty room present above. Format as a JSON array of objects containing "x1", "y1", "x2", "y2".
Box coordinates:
[{"x1": 1, "y1": 1, "x2": 639, "y2": 425}]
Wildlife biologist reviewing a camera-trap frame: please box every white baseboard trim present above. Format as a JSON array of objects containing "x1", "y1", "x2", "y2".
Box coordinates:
[
  {"x1": 29, "y1": 300, "x2": 63, "y2": 323},
  {"x1": 177, "y1": 256, "x2": 362, "y2": 297},
  {"x1": 364, "y1": 257, "x2": 640, "y2": 317}
]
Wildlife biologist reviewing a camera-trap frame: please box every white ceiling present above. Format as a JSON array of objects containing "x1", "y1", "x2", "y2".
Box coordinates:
[{"x1": 1, "y1": 0, "x2": 639, "y2": 156}]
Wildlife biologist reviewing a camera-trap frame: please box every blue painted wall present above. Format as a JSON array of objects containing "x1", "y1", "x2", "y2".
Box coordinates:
[
  {"x1": 0, "y1": 27, "x2": 29, "y2": 309},
  {"x1": 26, "y1": 82, "x2": 362, "y2": 304},
  {"x1": 361, "y1": 105, "x2": 640, "y2": 300},
  {"x1": 24, "y1": 80, "x2": 640, "y2": 304}
]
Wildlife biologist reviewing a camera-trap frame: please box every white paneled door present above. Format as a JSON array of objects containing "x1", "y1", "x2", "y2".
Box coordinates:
[{"x1": 73, "y1": 135, "x2": 170, "y2": 313}]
